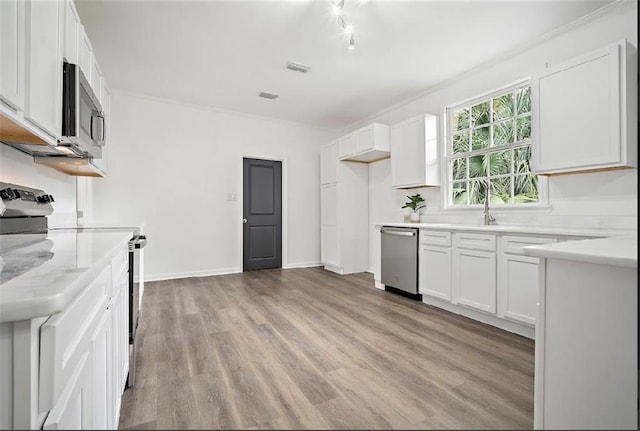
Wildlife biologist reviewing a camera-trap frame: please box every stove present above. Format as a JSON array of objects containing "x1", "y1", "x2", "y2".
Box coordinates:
[{"x1": 0, "y1": 181, "x2": 147, "y2": 388}]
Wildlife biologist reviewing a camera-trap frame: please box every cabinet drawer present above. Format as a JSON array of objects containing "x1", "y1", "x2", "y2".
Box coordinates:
[
  {"x1": 454, "y1": 232, "x2": 496, "y2": 251},
  {"x1": 420, "y1": 230, "x2": 451, "y2": 246},
  {"x1": 39, "y1": 265, "x2": 110, "y2": 410},
  {"x1": 110, "y1": 246, "x2": 128, "y2": 287},
  {"x1": 501, "y1": 235, "x2": 557, "y2": 256}
]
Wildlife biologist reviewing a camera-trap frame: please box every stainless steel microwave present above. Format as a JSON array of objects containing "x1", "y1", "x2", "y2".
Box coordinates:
[{"x1": 61, "y1": 61, "x2": 105, "y2": 158}]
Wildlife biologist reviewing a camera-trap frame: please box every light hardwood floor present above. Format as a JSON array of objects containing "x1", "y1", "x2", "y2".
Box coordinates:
[{"x1": 119, "y1": 268, "x2": 534, "y2": 430}]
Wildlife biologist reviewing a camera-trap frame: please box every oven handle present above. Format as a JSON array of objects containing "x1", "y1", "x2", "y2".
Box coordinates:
[{"x1": 129, "y1": 235, "x2": 147, "y2": 250}]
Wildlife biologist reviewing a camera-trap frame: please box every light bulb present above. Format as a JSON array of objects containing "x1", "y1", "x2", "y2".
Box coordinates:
[
  {"x1": 332, "y1": 0, "x2": 344, "y2": 16},
  {"x1": 344, "y1": 24, "x2": 354, "y2": 34}
]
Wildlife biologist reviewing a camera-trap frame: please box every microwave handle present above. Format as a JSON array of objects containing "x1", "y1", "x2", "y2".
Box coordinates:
[{"x1": 91, "y1": 112, "x2": 105, "y2": 146}]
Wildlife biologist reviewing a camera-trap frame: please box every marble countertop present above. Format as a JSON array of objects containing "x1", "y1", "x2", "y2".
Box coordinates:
[
  {"x1": 375, "y1": 222, "x2": 634, "y2": 238},
  {"x1": 0, "y1": 231, "x2": 131, "y2": 323},
  {"x1": 523, "y1": 234, "x2": 637, "y2": 268}
]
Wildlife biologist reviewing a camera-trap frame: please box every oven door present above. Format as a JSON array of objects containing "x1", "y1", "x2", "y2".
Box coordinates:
[{"x1": 127, "y1": 234, "x2": 146, "y2": 388}]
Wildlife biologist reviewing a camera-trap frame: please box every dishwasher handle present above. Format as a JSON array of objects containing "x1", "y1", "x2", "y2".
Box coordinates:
[{"x1": 381, "y1": 228, "x2": 416, "y2": 237}]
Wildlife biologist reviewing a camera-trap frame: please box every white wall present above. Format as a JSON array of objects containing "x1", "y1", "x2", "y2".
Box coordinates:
[
  {"x1": 86, "y1": 93, "x2": 335, "y2": 281},
  {"x1": 365, "y1": 3, "x2": 638, "y2": 272},
  {"x1": 0, "y1": 145, "x2": 77, "y2": 226}
]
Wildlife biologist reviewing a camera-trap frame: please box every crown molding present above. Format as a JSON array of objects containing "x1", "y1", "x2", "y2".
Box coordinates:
[{"x1": 342, "y1": 0, "x2": 636, "y2": 134}]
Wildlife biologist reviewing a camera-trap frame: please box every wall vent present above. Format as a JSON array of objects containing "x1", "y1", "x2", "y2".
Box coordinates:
[
  {"x1": 258, "y1": 92, "x2": 279, "y2": 100},
  {"x1": 284, "y1": 61, "x2": 311, "y2": 74}
]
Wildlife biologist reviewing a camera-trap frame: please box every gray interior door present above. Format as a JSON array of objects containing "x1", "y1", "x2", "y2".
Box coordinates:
[{"x1": 243, "y1": 158, "x2": 282, "y2": 271}]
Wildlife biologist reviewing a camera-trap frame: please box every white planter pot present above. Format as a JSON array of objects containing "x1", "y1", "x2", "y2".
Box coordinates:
[{"x1": 410, "y1": 212, "x2": 420, "y2": 222}]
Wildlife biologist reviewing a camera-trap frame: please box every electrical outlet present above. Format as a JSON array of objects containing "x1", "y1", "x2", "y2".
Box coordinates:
[{"x1": 227, "y1": 192, "x2": 237, "y2": 201}]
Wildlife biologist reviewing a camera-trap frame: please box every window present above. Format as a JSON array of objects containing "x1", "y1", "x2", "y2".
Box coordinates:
[{"x1": 446, "y1": 83, "x2": 539, "y2": 207}]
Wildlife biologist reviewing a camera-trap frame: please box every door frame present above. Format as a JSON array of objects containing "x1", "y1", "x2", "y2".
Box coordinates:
[{"x1": 238, "y1": 155, "x2": 287, "y2": 271}]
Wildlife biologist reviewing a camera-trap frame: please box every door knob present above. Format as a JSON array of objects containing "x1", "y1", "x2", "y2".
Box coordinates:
[{"x1": 243, "y1": 218, "x2": 248, "y2": 224}]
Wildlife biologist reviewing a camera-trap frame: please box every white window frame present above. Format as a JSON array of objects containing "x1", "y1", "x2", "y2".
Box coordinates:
[{"x1": 440, "y1": 79, "x2": 549, "y2": 211}]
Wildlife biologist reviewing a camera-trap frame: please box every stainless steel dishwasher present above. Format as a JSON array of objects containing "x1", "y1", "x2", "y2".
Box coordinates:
[{"x1": 381, "y1": 226, "x2": 419, "y2": 296}]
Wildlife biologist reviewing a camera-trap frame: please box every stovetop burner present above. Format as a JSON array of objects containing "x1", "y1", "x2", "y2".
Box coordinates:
[{"x1": 0, "y1": 182, "x2": 55, "y2": 235}]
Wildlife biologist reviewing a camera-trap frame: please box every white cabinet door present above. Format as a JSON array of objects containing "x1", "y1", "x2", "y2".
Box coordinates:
[
  {"x1": 91, "y1": 57, "x2": 102, "y2": 105},
  {"x1": 498, "y1": 235, "x2": 557, "y2": 325},
  {"x1": 78, "y1": 25, "x2": 92, "y2": 82},
  {"x1": 500, "y1": 254, "x2": 539, "y2": 325},
  {"x1": 111, "y1": 271, "x2": 128, "y2": 422},
  {"x1": 320, "y1": 142, "x2": 338, "y2": 185},
  {"x1": 321, "y1": 225, "x2": 339, "y2": 268},
  {"x1": 532, "y1": 40, "x2": 637, "y2": 174},
  {"x1": 419, "y1": 245, "x2": 451, "y2": 301},
  {"x1": 62, "y1": 0, "x2": 79, "y2": 64},
  {"x1": 338, "y1": 134, "x2": 355, "y2": 159},
  {"x1": 453, "y1": 248, "x2": 496, "y2": 314},
  {"x1": 391, "y1": 114, "x2": 439, "y2": 188},
  {"x1": 354, "y1": 126, "x2": 374, "y2": 154},
  {"x1": 0, "y1": 0, "x2": 26, "y2": 110},
  {"x1": 117, "y1": 274, "x2": 129, "y2": 391},
  {"x1": 42, "y1": 352, "x2": 93, "y2": 430},
  {"x1": 321, "y1": 181, "x2": 339, "y2": 269},
  {"x1": 89, "y1": 306, "x2": 112, "y2": 430},
  {"x1": 339, "y1": 123, "x2": 390, "y2": 162},
  {"x1": 26, "y1": 0, "x2": 62, "y2": 138},
  {"x1": 320, "y1": 184, "x2": 337, "y2": 226}
]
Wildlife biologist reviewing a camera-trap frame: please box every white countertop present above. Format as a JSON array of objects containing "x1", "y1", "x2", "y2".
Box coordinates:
[
  {"x1": 523, "y1": 235, "x2": 637, "y2": 268},
  {"x1": 376, "y1": 222, "x2": 634, "y2": 238},
  {"x1": 0, "y1": 231, "x2": 131, "y2": 323}
]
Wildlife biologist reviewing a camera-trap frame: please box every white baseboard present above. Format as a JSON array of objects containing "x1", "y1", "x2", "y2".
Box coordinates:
[
  {"x1": 285, "y1": 261, "x2": 322, "y2": 269},
  {"x1": 374, "y1": 280, "x2": 384, "y2": 290},
  {"x1": 145, "y1": 267, "x2": 241, "y2": 282},
  {"x1": 146, "y1": 262, "x2": 323, "y2": 282},
  {"x1": 420, "y1": 295, "x2": 535, "y2": 339}
]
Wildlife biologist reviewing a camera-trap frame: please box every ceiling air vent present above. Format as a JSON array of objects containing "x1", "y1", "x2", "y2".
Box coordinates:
[
  {"x1": 258, "y1": 92, "x2": 279, "y2": 100},
  {"x1": 284, "y1": 61, "x2": 311, "y2": 74}
]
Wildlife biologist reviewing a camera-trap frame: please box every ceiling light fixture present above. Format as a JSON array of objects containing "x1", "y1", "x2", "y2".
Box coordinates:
[
  {"x1": 331, "y1": 0, "x2": 357, "y2": 50},
  {"x1": 332, "y1": 0, "x2": 344, "y2": 16}
]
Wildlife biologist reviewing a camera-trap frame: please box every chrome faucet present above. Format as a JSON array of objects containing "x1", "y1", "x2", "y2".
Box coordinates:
[{"x1": 483, "y1": 186, "x2": 496, "y2": 226}]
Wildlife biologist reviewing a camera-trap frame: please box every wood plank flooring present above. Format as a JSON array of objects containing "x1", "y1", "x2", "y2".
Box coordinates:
[{"x1": 119, "y1": 268, "x2": 534, "y2": 430}]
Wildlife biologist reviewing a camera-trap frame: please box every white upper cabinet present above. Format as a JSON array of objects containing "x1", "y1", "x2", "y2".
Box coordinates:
[
  {"x1": 63, "y1": 0, "x2": 79, "y2": 64},
  {"x1": 0, "y1": 0, "x2": 27, "y2": 111},
  {"x1": 531, "y1": 40, "x2": 637, "y2": 175},
  {"x1": 338, "y1": 133, "x2": 355, "y2": 159},
  {"x1": 78, "y1": 25, "x2": 92, "y2": 83},
  {"x1": 391, "y1": 114, "x2": 439, "y2": 188},
  {"x1": 26, "y1": 0, "x2": 63, "y2": 138},
  {"x1": 338, "y1": 123, "x2": 390, "y2": 162},
  {"x1": 91, "y1": 56, "x2": 102, "y2": 105}
]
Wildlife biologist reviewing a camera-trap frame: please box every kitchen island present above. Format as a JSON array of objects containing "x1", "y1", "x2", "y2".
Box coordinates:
[
  {"x1": 0, "y1": 230, "x2": 131, "y2": 430},
  {"x1": 524, "y1": 235, "x2": 638, "y2": 430}
]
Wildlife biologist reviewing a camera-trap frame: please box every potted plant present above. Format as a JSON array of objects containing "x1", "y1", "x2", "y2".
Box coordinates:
[{"x1": 403, "y1": 194, "x2": 425, "y2": 222}]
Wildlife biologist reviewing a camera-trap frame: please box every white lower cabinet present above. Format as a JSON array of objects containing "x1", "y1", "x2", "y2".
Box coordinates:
[
  {"x1": 90, "y1": 306, "x2": 113, "y2": 430},
  {"x1": 1, "y1": 242, "x2": 130, "y2": 430},
  {"x1": 418, "y1": 230, "x2": 452, "y2": 301},
  {"x1": 452, "y1": 248, "x2": 496, "y2": 314},
  {"x1": 42, "y1": 352, "x2": 93, "y2": 430},
  {"x1": 419, "y1": 246, "x2": 451, "y2": 300},
  {"x1": 497, "y1": 235, "x2": 558, "y2": 326},
  {"x1": 498, "y1": 254, "x2": 539, "y2": 325}
]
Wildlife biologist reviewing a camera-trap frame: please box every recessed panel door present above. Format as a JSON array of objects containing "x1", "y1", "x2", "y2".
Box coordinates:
[{"x1": 243, "y1": 158, "x2": 282, "y2": 271}]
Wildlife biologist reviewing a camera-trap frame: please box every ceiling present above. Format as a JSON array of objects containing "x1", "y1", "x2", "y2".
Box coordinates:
[{"x1": 75, "y1": 0, "x2": 614, "y2": 131}]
